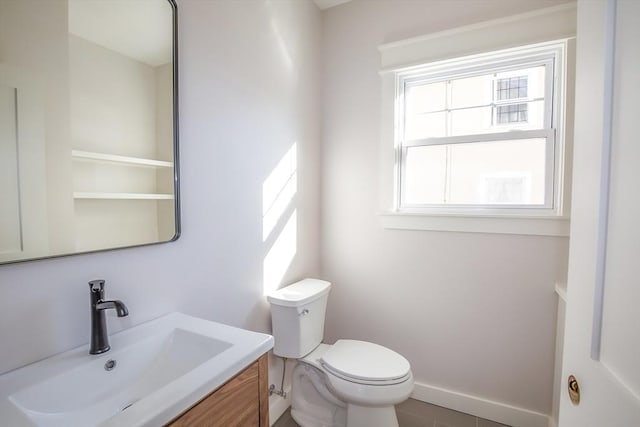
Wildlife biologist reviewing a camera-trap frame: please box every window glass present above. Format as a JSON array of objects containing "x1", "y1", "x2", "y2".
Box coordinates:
[
  {"x1": 447, "y1": 138, "x2": 546, "y2": 205},
  {"x1": 497, "y1": 76, "x2": 528, "y2": 100},
  {"x1": 496, "y1": 66, "x2": 546, "y2": 99},
  {"x1": 450, "y1": 106, "x2": 493, "y2": 136},
  {"x1": 496, "y1": 103, "x2": 528, "y2": 124},
  {"x1": 405, "y1": 82, "x2": 446, "y2": 114},
  {"x1": 495, "y1": 99, "x2": 545, "y2": 128},
  {"x1": 403, "y1": 64, "x2": 547, "y2": 140},
  {"x1": 404, "y1": 111, "x2": 447, "y2": 140},
  {"x1": 403, "y1": 139, "x2": 546, "y2": 206},
  {"x1": 450, "y1": 74, "x2": 492, "y2": 109},
  {"x1": 403, "y1": 145, "x2": 447, "y2": 204}
]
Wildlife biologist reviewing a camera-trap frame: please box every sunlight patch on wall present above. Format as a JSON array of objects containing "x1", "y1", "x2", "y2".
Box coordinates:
[
  {"x1": 262, "y1": 143, "x2": 297, "y2": 241},
  {"x1": 263, "y1": 209, "x2": 297, "y2": 296}
]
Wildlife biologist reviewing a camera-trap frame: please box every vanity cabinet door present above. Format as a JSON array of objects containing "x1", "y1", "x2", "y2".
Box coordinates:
[{"x1": 168, "y1": 354, "x2": 269, "y2": 427}]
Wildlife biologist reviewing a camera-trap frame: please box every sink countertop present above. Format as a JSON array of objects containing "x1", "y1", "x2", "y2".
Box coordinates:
[{"x1": 0, "y1": 312, "x2": 274, "y2": 427}]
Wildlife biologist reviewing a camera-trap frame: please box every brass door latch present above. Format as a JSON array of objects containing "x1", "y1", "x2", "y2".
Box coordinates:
[{"x1": 568, "y1": 375, "x2": 581, "y2": 405}]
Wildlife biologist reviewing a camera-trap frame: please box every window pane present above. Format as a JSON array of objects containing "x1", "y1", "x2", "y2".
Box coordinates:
[
  {"x1": 405, "y1": 111, "x2": 446, "y2": 140},
  {"x1": 448, "y1": 138, "x2": 546, "y2": 205},
  {"x1": 496, "y1": 103, "x2": 528, "y2": 124},
  {"x1": 402, "y1": 138, "x2": 547, "y2": 207},
  {"x1": 450, "y1": 74, "x2": 492, "y2": 109},
  {"x1": 450, "y1": 106, "x2": 493, "y2": 136},
  {"x1": 447, "y1": 100, "x2": 544, "y2": 135},
  {"x1": 495, "y1": 66, "x2": 545, "y2": 99},
  {"x1": 403, "y1": 145, "x2": 447, "y2": 204},
  {"x1": 405, "y1": 82, "x2": 446, "y2": 114},
  {"x1": 403, "y1": 65, "x2": 548, "y2": 140},
  {"x1": 497, "y1": 76, "x2": 528, "y2": 100},
  {"x1": 495, "y1": 99, "x2": 545, "y2": 129}
]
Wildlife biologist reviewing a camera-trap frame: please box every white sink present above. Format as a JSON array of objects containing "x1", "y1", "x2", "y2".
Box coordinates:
[{"x1": 0, "y1": 313, "x2": 273, "y2": 427}]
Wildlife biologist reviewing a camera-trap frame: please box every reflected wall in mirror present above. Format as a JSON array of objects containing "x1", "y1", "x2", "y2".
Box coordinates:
[{"x1": 0, "y1": 0, "x2": 179, "y2": 264}]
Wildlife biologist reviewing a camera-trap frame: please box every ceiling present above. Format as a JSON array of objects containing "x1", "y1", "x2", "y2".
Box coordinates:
[{"x1": 313, "y1": 0, "x2": 352, "y2": 10}]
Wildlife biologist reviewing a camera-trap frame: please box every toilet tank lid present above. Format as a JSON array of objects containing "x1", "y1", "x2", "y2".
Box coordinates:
[{"x1": 267, "y1": 279, "x2": 331, "y2": 307}]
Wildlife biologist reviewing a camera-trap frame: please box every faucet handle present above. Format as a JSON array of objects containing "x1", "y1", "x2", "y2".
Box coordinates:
[{"x1": 89, "y1": 279, "x2": 105, "y2": 293}]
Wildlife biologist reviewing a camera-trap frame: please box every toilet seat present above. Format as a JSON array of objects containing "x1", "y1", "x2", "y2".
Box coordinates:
[{"x1": 320, "y1": 340, "x2": 411, "y2": 385}]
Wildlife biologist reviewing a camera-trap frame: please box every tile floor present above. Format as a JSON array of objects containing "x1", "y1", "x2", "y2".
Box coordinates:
[{"x1": 272, "y1": 398, "x2": 511, "y2": 427}]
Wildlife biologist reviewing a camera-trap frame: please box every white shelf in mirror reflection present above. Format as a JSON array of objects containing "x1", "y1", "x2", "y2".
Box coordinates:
[
  {"x1": 71, "y1": 150, "x2": 174, "y2": 168},
  {"x1": 73, "y1": 192, "x2": 174, "y2": 200}
]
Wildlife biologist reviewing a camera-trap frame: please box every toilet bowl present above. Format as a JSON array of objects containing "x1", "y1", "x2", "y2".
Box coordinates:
[
  {"x1": 268, "y1": 279, "x2": 414, "y2": 427},
  {"x1": 291, "y1": 342, "x2": 413, "y2": 427}
]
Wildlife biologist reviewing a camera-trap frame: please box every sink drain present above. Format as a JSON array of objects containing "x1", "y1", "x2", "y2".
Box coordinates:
[{"x1": 104, "y1": 359, "x2": 116, "y2": 371}]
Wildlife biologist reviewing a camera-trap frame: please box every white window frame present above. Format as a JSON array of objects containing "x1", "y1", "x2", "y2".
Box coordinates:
[
  {"x1": 396, "y1": 46, "x2": 560, "y2": 215},
  {"x1": 379, "y1": 28, "x2": 575, "y2": 236},
  {"x1": 378, "y1": 4, "x2": 577, "y2": 236}
]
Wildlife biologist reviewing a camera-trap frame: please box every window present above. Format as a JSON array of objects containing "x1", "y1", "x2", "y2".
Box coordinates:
[
  {"x1": 395, "y1": 42, "x2": 565, "y2": 226},
  {"x1": 378, "y1": 4, "x2": 575, "y2": 235},
  {"x1": 396, "y1": 44, "x2": 564, "y2": 215}
]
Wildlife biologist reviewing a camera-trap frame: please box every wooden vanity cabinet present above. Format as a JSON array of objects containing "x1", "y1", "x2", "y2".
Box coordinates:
[{"x1": 167, "y1": 354, "x2": 269, "y2": 427}]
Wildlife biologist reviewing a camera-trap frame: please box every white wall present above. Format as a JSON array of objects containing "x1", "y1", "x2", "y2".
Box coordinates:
[
  {"x1": 320, "y1": 0, "x2": 571, "y2": 417},
  {"x1": 0, "y1": 0, "x2": 321, "y2": 388}
]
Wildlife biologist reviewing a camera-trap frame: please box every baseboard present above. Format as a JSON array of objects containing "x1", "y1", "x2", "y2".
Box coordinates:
[
  {"x1": 411, "y1": 381, "x2": 551, "y2": 427},
  {"x1": 268, "y1": 386, "x2": 292, "y2": 426}
]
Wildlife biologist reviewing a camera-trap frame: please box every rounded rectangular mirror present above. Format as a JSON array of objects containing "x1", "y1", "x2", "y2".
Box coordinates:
[{"x1": 0, "y1": 0, "x2": 179, "y2": 264}]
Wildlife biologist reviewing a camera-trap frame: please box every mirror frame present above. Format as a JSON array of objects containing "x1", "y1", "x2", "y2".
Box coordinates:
[{"x1": 2, "y1": 0, "x2": 180, "y2": 265}]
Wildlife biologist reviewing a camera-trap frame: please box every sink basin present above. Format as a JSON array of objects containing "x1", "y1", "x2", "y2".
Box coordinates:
[{"x1": 0, "y1": 313, "x2": 273, "y2": 427}]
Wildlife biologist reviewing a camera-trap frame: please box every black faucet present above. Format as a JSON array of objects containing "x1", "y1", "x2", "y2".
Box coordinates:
[{"x1": 89, "y1": 279, "x2": 129, "y2": 355}]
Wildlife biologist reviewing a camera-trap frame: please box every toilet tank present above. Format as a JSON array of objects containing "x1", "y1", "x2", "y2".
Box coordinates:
[{"x1": 267, "y1": 279, "x2": 331, "y2": 358}]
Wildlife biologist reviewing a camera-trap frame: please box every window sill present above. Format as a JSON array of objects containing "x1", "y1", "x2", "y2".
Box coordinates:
[{"x1": 379, "y1": 211, "x2": 569, "y2": 236}]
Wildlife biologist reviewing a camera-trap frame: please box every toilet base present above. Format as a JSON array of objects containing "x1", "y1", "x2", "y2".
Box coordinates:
[
  {"x1": 291, "y1": 362, "x2": 347, "y2": 427},
  {"x1": 346, "y1": 404, "x2": 399, "y2": 427}
]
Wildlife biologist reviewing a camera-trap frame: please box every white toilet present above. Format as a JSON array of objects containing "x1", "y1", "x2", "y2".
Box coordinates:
[{"x1": 267, "y1": 279, "x2": 414, "y2": 427}]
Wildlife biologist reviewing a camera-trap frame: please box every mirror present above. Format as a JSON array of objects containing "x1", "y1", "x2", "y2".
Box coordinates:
[{"x1": 0, "y1": 0, "x2": 179, "y2": 264}]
